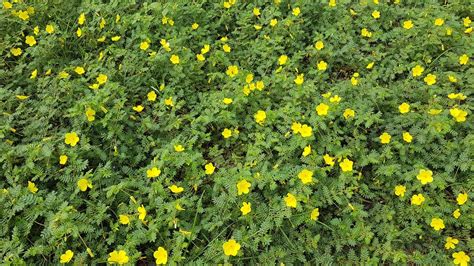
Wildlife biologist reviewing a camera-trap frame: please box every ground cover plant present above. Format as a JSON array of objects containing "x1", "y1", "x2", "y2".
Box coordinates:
[{"x1": 0, "y1": 0, "x2": 473, "y2": 265}]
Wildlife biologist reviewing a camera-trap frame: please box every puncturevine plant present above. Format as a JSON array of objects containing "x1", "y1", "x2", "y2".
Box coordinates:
[{"x1": 0, "y1": 0, "x2": 473, "y2": 265}]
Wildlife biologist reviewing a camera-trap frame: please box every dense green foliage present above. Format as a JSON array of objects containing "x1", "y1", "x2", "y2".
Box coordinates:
[{"x1": 1, "y1": 0, "x2": 473, "y2": 265}]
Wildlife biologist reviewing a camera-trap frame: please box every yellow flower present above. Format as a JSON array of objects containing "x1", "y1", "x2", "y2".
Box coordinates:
[
  {"x1": 108, "y1": 250, "x2": 129, "y2": 265},
  {"x1": 302, "y1": 145, "x2": 311, "y2": 157},
  {"x1": 58, "y1": 70, "x2": 69, "y2": 79},
  {"x1": 59, "y1": 155, "x2": 68, "y2": 165},
  {"x1": 459, "y1": 54, "x2": 469, "y2": 65},
  {"x1": 164, "y1": 97, "x2": 174, "y2": 107},
  {"x1": 78, "y1": 13, "x2": 85, "y2": 25},
  {"x1": 329, "y1": 95, "x2": 341, "y2": 103},
  {"x1": 428, "y1": 109, "x2": 442, "y2": 115},
  {"x1": 196, "y1": 53, "x2": 205, "y2": 61},
  {"x1": 402, "y1": 132, "x2": 413, "y2": 143},
  {"x1": 253, "y1": 7, "x2": 260, "y2": 16},
  {"x1": 339, "y1": 158, "x2": 353, "y2": 172},
  {"x1": 170, "y1": 54, "x2": 180, "y2": 64},
  {"x1": 201, "y1": 44, "x2": 210, "y2": 54},
  {"x1": 241, "y1": 202, "x2": 251, "y2": 215},
  {"x1": 434, "y1": 18, "x2": 444, "y2": 26},
  {"x1": 323, "y1": 154, "x2": 335, "y2": 166},
  {"x1": 411, "y1": 194, "x2": 425, "y2": 205},
  {"x1": 223, "y1": 98, "x2": 233, "y2": 104},
  {"x1": 366, "y1": 62, "x2": 375, "y2": 69},
  {"x1": 146, "y1": 167, "x2": 161, "y2": 178},
  {"x1": 299, "y1": 124, "x2": 312, "y2": 137},
  {"x1": 192, "y1": 23, "x2": 199, "y2": 30},
  {"x1": 379, "y1": 132, "x2": 391, "y2": 144},
  {"x1": 138, "y1": 205, "x2": 146, "y2": 221},
  {"x1": 298, "y1": 169, "x2": 313, "y2": 184},
  {"x1": 205, "y1": 163, "x2": 215, "y2": 175},
  {"x1": 284, "y1": 193, "x2": 297, "y2": 208},
  {"x1": 424, "y1": 74, "x2": 436, "y2": 85},
  {"x1": 351, "y1": 73, "x2": 359, "y2": 86},
  {"x1": 222, "y1": 239, "x2": 241, "y2": 256},
  {"x1": 430, "y1": 218, "x2": 445, "y2": 231},
  {"x1": 343, "y1": 108, "x2": 355, "y2": 119},
  {"x1": 450, "y1": 108, "x2": 468, "y2": 122},
  {"x1": 416, "y1": 169, "x2": 433, "y2": 185},
  {"x1": 77, "y1": 178, "x2": 92, "y2": 191},
  {"x1": 44, "y1": 24, "x2": 54, "y2": 34},
  {"x1": 147, "y1": 91, "x2": 157, "y2": 102},
  {"x1": 133, "y1": 105, "x2": 144, "y2": 112},
  {"x1": 237, "y1": 179, "x2": 251, "y2": 195},
  {"x1": 174, "y1": 145, "x2": 185, "y2": 152},
  {"x1": 140, "y1": 41, "x2": 150, "y2": 51},
  {"x1": 403, "y1": 20, "x2": 414, "y2": 29},
  {"x1": 291, "y1": 122, "x2": 302, "y2": 134},
  {"x1": 361, "y1": 28, "x2": 372, "y2": 37},
  {"x1": 394, "y1": 185, "x2": 406, "y2": 197},
  {"x1": 292, "y1": 7, "x2": 300, "y2": 16},
  {"x1": 25, "y1": 35, "x2": 36, "y2": 46},
  {"x1": 154, "y1": 247, "x2": 168, "y2": 265},
  {"x1": 310, "y1": 208, "x2": 320, "y2": 220},
  {"x1": 16, "y1": 95, "x2": 29, "y2": 100},
  {"x1": 372, "y1": 10, "x2": 380, "y2": 19},
  {"x1": 278, "y1": 55, "x2": 288, "y2": 65},
  {"x1": 74, "y1": 66, "x2": 85, "y2": 75},
  {"x1": 60, "y1": 250, "x2": 74, "y2": 264},
  {"x1": 445, "y1": 237, "x2": 459, "y2": 250},
  {"x1": 28, "y1": 181, "x2": 38, "y2": 193},
  {"x1": 452, "y1": 209, "x2": 461, "y2": 219},
  {"x1": 456, "y1": 192, "x2": 468, "y2": 205},
  {"x1": 315, "y1": 41, "x2": 324, "y2": 50},
  {"x1": 448, "y1": 93, "x2": 467, "y2": 100},
  {"x1": 160, "y1": 39, "x2": 171, "y2": 51},
  {"x1": 222, "y1": 128, "x2": 232, "y2": 139},
  {"x1": 85, "y1": 108, "x2": 95, "y2": 122},
  {"x1": 246, "y1": 73, "x2": 254, "y2": 84},
  {"x1": 256, "y1": 81, "x2": 264, "y2": 91},
  {"x1": 446, "y1": 27, "x2": 453, "y2": 36},
  {"x1": 399, "y1": 102, "x2": 410, "y2": 114},
  {"x1": 3, "y1": 1, "x2": 12, "y2": 9},
  {"x1": 329, "y1": 0, "x2": 336, "y2": 7},
  {"x1": 89, "y1": 83, "x2": 99, "y2": 90},
  {"x1": 76, "y1": 28, "x2": 82, "y2": 37},
  {"x1": 223, "y1": 44, "x2": 231, "y2": 53},
  {"x1": 452, "y1": 251, "x2": 470, "y2": 266},
  {"x1": 97, "y1": 74, "x2": 108, "y2": 85},
  {"x1": 111, "y1": 36, "x2": 121, "y2": 42},
  {"x1": 99, "y1": 17, "x2": 106, "y2": 29},
  {"x1": 316, "y1": 103, "x2": 329, "y2": 116},
  {"x1": 463, "y1": 17, "x2": 472, "y2": 27},
  {"x1": 10, "y1": 47, "x2": 22, "y2": 56},
  {"x1": 30, "y1": 69, "x2": 37, "y2": 79},
  {"x1": 254, "y1": 110, "x2": 266, "y2": 125},
  {"x1": 169, "y1": 185, "x2": 184, "y2": 194},
  {"x1": 317, "y1": 60, "x2": 327, "y2": 71},
  {"x1": 270, "y1": 19, "x2": 278, "y2": 27},
  {"x1": 64, "y1": 132, "x2": 79, "y2": 147},
  {"x1": 17, "y1": 10, "x2": 29, "y2": 21},
  {"x1": 226, "y1": 65, "x2": 239, "y2": 77},
  {"x1": 294, "y1": 74, "x2": 304, "y2": 85},
  {"x1": 175, "y1": 203, "x2": 185, "y2": 211},
  {"x1": 119, "y1": 215, "x2": 130, "y2": 225}
]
